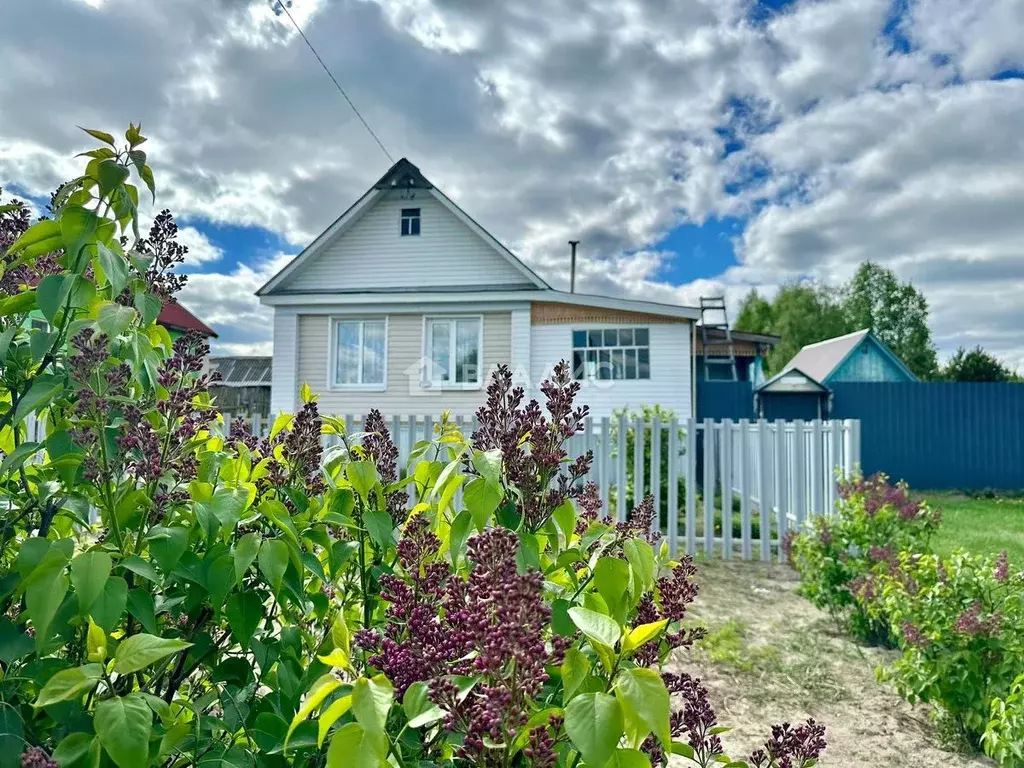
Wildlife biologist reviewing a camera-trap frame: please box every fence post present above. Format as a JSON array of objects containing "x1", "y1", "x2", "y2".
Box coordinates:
[
  {"x1": 829, "y1": 419, "x2": 842, "y2": 511},
  {"x1": 686, "y1": 419, "x2": 697, "y2": 556},
  {"x1": 845, "y1": 419, "x2": 861, "y2": 475},
  {"x1": 617, "y1": 413, "x2": 628, "y2": 522},
  {"x1": 774, "y1": 419, "x2": 788, "y2": 562},
  {"x1": 720, "y1": 419, "x2": 733, "y2": 560},
  {"x1": 651, "y1": 415, "x2": 662, "y2": 536},
  {"x1": 792, "y1": 419, "x2": 806, "y2": 531},
  {"x1": 811, "y1": 419, "x2": 824, "y2": 518},
  {"x1": 599, "y1": 416, "x2": 610, "y2": 519},
  {"x1": 703, "y1": 418, "x2": 716, "y2": 556},
  {"x1": 757, "y1": 420, "x2": 771, "y2": 561},
  {"x1": 633, "y1": 416, "x2": 645, "y2": 510},
  {"x1": 739, "y1": 419, "x2": 751, "y2": 560},
  {"x1": 251, "y1": 413, "x2": 261, "y2": 438},
  {"x1": 668, "y1": 418, "x2": 679, "y2": 558}
]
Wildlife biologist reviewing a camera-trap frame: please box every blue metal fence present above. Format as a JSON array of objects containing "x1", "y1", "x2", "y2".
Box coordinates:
[{"x1": 696, "y1": 380, "x2": 1024, "y2": 490}]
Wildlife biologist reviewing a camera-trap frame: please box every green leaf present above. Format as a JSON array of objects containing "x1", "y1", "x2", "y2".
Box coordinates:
[
  {"x1": 79, "y1": 127, "x2": 117, "y2": 146},
  {"x1": 134, "y1": 290, "x2": 162, "y2": 326},
  {"x1": 95, "y1": 241, "x2": 129, "y2": 295},
  {"x1": 472, "y1": 448, "x2": 503, "y2": 487},
  {"x1": 317, "y1": 693, "x2": 354, "y2": 747},
  {"x1": 234, "y1": 532, "x2": 261, "y2": 582},
  {"x1": 623, "y1": 620, "x2": 669, "y2": 653},
  {"x1": 52, "y1": 732, "x2": 95, "y2": 766},
  {"x1": 87, "y1": 618, "x2": 107, "y2": 662},
  {"x1": 34, "y1": 664, "x2": 103, "y2": 708},
  {"x1": 614, "y1": 667, "x2": 671, "y2": 750},
  {"x1": 568, "y1": 606, "x2": 622, "y2": 649},
  {"x1": 148, "y1": 526, "x2": 188, "y2": 573},
  {"x1": 552, "y1": 499, "x2": 577, "y2": 549},
  {"x1": 120, "y1": 556, "x2": 160, "y2": 584},
  {"x1": 403, "y1": 681, "x2": 445, "y2": 728},
  {"x1": 623, "y1": 539, "x2": 655, "y2": 594},
  {"x1": 564, "y1": 692, "x2": 624, "y2": 768},
  {"x1": 363, "y1": 509, "x2": 394, "y2": 550},
  {"x1": 207, "y1": 486, "x2": 251, "y2": 530},
  {"x1": 326, "y1": 722, "x2": 386, "y2": 768},
  {"x1": 88, "y1": 576, "x2": 128, "y2": 632},
  {"x1": 346, "y1": 461, "x2": 379, "y2": 501},
  {"x1": 26, "y1": 571, "x2": 68, "y2": 647},
  {"x1": 94, "y1": 694, "x2": 152, "y2": 768},
  {"x1": 205, "y1": 554, "x2": 236, "y2": 608},
  {"x1": 0, "y1": 618, "x2": 35, "y2": 664},
  {"x1": 331, "y1": 613, "x2": 350, "y2": 658},
  {"x1": 594, "y1": 556, "x2": 630, "y2": 618},
  {"x1": 70, "y1": 551, "x2": 112, "y2": 614},
  {"x1": 608, "y1": 748, "x2": 653, "y2": 768},
  {"x1": 258, "y1": 539, "x2": 288, "y2": 593},
  {"x1": 6, "y1": 218, "x2": 60, "y2": 256},
  {"x1": 95, "y1": 302, "x2": 137, "y2": 338},
  {"x1": 113, "y1": 633, "x2": 192, "y2": 674},
  {"x1": 14, "y1": 374, "x2": 64, "y2": 422},
  {"x1": 463, "y1": 476, "x2": 502, "y2": 531},
  {"x1": 561, "y1": 646, "x2": 591, "y2": 704},
  {"x1": 286, "y1": 674, "x2": 341, "y2": 749},
  {"x1": 60, "y1": 205, "x2": 99, "y2": 264},
  {"x1": 0, "y1": 441, "x2": 41, "y2": 476},
  {"x1": 0, "y1": 706, "x2": 24, "y2": 768},
  {"x1": 225, "y1": 592, "x2": 263, "y2": 646},
  {"x1": 36, "y1": 274, "x2": 66, "y2": 324},
  {"x1": 96, "y1": 160, "x2": 129, "y2": 194},
  {"x1": 352, "y1": 675, "x2": 393, "y2": 736},
  {"x1": 125, "y1": 589, "x2": 158, "y2": 635},
  {"x1": 139, "y1": 164, "x2": 156, "y2": 202},
  {"x1": 450, "y1": 510, "x2": 473, "y2": 569}
]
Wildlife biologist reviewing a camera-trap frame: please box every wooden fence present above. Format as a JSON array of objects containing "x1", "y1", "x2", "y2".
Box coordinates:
[{"x1": 229, "y1": 412, "x2": 860, "y2": 562}]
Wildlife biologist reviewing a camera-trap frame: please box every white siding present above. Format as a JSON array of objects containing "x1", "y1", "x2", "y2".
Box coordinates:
[
  {"x1": 270, "y1": 309, "x2": 298, "y2": 413},
  {"x1": 510, "y1": 308, "x2": 531, "y2": 387},
  {"x1": 530, "y1": 322, "x2": 691, "y2": 419},
  {"x1": 284, "y1": 195, "x2": 528, "y2": 292},
  {"x1": 296, "y1": 312, "x2": 512, "y2": 416}
]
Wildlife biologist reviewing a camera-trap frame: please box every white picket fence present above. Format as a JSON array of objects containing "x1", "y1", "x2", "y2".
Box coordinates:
[{"x1": 230, "y1": 412, "x2": 860, "y2": 563}]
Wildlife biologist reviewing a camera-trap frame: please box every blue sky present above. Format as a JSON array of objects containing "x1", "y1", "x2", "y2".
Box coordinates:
[{"x1": 1, "y1": 0, "x2": 1023, "y2": 364}]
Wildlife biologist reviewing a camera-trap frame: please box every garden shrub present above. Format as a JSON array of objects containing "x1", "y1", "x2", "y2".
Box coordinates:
[
  {"x1": 984, "y1": 673, "x2": 1024, "y2": 767},
  {"x1": 875, "y1": 550, "x2": 1024, "y2": 759},
  {"x1": 0, "y1": 128, "x2": 827, "y2": 767},
  {"x1": 790, "y1": 473, "x2": 941, "y2": 644},
  {"x1": 609, "y1": 405, "x2": 685, "y2": 528}
]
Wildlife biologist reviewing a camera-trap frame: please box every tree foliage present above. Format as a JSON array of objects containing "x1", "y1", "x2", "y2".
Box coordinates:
[
  {"x1": 735, "y1": 263, "x2": 939, "y2": 378},
  {"x1": 942, "y1": 346, "x2": 1018, "y2": 383},
  {"x1": 0, "y1": 129, "x2": 825, "y2": 768}
]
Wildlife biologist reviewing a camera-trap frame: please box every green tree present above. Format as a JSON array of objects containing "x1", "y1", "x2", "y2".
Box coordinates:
[
  {"x1": 942, "y1": 346, "x2": 1017, "y2": 382},
  {"x1": 734, "y1": 289, "x2": 773, "y2": 335},
  {"x1": 841, "y1": 262, "x2": 938, "y2": 379}
]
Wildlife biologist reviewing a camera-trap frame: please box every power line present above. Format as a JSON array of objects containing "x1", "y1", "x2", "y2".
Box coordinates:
[{"x1": 274, "y1": 1, "x2": 395, "y2": 163}]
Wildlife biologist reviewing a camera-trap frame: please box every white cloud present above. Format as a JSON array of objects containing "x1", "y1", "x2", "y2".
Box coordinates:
[
  {"x1": 174, "y1": 226, "x2": 224, "y2": 266},
  {"x1": 1, "y1": 0, "x2": 1023, "y2": 364}
]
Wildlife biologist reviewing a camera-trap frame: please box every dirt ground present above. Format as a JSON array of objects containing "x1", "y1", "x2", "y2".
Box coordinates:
[{"x1": 666, "y1": 559, "x2": 993, "y2": 768}]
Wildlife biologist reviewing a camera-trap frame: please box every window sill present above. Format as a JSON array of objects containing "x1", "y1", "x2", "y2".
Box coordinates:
[
  {"x1": 328, "y1": 384, "x2": 387, "y2": 392},
  {"x1": 419, "y1": 381, "x2": 483, "y2": 392}
]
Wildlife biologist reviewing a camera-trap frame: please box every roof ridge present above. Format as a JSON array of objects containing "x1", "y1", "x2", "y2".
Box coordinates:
[{"x1": 798, "y1": 328, "x2": 869, "y2": 350}]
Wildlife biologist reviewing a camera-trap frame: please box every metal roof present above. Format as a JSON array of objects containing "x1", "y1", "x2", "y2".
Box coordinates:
[
  {"x1": 209, "y1": 356, "x2": 272, "y2": 387},
  {"x1": 782, "y1": 329, "x2": 871, "y2": 382},
  {"x1": 158, "y1": 301, "x2": 217, "y2": 338}
]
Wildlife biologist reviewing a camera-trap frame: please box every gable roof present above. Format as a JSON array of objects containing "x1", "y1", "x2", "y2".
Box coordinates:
[
  {"x1": 257, "y1": 158, "x2": 550, "y2": 296},
  {"x1": 757, "y1": 366, "x2": 830, "y2": 394},
  {"x1": 210, "y1": 356, "x2": 271, "y2": 386},
  {"x1": 158, "y1": 300, "x2": 217, "y2": 338},
  {"x1": 783, "y1": 329, "x2": 917, "y2": 382}
]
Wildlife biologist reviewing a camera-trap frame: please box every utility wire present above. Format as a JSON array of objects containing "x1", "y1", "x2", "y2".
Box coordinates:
[{"x1": 275, "y1": 2, "x2": 395, "y2": 163}]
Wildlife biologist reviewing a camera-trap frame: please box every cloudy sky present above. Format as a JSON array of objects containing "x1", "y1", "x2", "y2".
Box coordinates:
[{"x1": 2, "y1": 0, "x2": 1023, "y2": 364}]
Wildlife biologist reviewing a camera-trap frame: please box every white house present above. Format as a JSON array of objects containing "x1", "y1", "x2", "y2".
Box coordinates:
[{"x1": 257, "y1": 159, "x2": 700, "y2": 419}]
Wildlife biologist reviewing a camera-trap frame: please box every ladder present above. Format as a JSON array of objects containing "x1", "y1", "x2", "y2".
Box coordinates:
[{"x1": 699, "y1": 296, "x2": 738, "y2": 382}]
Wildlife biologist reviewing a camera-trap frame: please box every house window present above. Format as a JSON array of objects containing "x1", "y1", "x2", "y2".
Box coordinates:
[
  {"x1": 332, "y1": 318, "x2": 387, "y2": 387},
  {"x1": 400, "y1": 208, "x2": 420, "y2": 236},
  {"x1": 424, "y1": 317, "x2": 482, "y2": 386},
  {"x1": 572, "y1": 327, "x2": 650, "y2": 381},
  {"x1": 30, "y1": 318, "x2": 48, "y2": 332}
]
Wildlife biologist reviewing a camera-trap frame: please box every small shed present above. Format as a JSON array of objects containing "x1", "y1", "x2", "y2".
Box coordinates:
[
  {"x1": 784, "y1": 329, "x2": 917, "y2": 384},
  {"x1": 755, "y1": 368, "x2": 831, "y2": 420},
  {"x1": 209, "y1": 357, "x2": 272, "y2": 414}
]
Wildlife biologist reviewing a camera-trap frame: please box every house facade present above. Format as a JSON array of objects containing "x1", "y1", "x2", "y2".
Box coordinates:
[{"x1": 257, "y1": 159, "x2": 699, "y2": 419}]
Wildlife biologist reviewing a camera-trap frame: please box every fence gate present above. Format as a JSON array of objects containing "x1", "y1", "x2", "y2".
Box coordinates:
[{"x1": 231, "y1": 412, "x2": 861, "y2": 563}]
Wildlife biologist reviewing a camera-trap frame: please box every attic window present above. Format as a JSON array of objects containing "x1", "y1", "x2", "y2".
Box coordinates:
[{"x1": 400, "y1": 208, "x2": 420, "y2": 236}]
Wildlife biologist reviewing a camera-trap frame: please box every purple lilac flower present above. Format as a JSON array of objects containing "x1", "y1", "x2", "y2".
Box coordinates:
[
  {"x1": 953, "y1": 601, "x2": 985, "y2": 636},
  {"x1": 362, "y1": 409, "x2": 408, "y2": 523},
  {"x1": 995, "y1": 551, "x2": 1009, "y2": 583},
  {"x1": 471, "y1": 363, "x2": 592, "y2": 531},
  {"x1": 20, "y1": 747, "x2": 57, "y2": 768},
  {"x1": 749, "y1": 719, "x2": 827, "y2": 768},
  {"x1": 523, "y1": 715, "x2": 562, "y2": 768},
  {"x1": 901, "y1": 621, "x2": 927, "y2": 648}
]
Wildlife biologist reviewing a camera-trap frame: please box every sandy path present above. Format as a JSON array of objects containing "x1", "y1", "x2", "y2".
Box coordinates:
[{"x1": 666, "y1": 559, "x2": 992, "y2": 768}]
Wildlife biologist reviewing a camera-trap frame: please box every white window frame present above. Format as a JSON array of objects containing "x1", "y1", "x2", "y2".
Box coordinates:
[
  {"x1": 328, "y1": 316, "x2": 388, "y2": 391},
  {"x1": 571, "y1": 326, "x2": 651, "y2": 382},
  {"x1": 400, "y1": 207, "x2": 421, "y2": 236},
  {"x1": 421, "y1": 315, "x2": 484, "y2": 390}
]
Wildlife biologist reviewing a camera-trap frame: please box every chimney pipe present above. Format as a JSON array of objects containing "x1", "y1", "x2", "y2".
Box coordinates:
[{"x1": 568, "y1": 240, "x2": 580, "y2": 293}]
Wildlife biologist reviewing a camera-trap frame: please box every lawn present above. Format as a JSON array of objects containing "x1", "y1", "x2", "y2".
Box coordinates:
[{"x1": 920, "y1": 492, "x2": 1024, "y2": 561}]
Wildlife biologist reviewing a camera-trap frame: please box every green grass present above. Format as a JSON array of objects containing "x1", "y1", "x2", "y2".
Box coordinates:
[{"x1": 921, "y1": 492, "x2": 1024, "y2": 561}]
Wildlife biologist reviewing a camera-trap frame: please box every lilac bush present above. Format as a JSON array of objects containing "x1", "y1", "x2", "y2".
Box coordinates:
[{"x1": 0, "y1": 130, "x2": 825, "y2": 767}]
